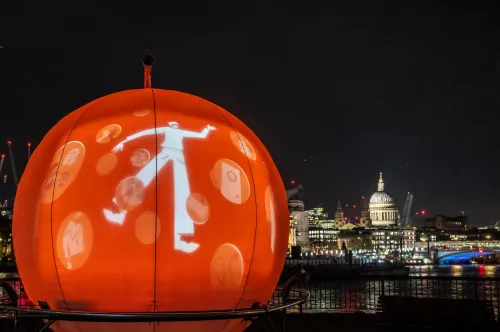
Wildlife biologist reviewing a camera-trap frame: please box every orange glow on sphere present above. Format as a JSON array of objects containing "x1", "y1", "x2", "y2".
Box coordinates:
[{"x1": 13, "y1": 89, "x2": 289, "y2": 332}]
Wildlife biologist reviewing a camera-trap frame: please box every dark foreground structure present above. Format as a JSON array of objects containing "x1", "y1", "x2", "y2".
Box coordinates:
[{"x1": 2, "y1": 275, "x2": 500, "y2": 331}]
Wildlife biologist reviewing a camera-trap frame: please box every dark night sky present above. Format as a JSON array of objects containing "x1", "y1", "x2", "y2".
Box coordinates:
[{"x1": 1, "y1": 1, "x2": 500, "y2": 225}]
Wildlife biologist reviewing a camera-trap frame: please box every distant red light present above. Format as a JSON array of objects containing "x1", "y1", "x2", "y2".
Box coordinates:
[
  {"x1": 353, "y1": 205, "x2": 356, "y2": 208},
  {"x1": 7, "y1": 140, "x2": 11, "y2": 144},
  {"x1": 1, "y1": 154, "x2": 4, "y2": 158},
  {"x1": 28, "y1": 142, "x2": 31, "y2": 147}
]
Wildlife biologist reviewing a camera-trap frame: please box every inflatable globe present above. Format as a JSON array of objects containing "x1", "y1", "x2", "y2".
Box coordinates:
[{"x1": 13, "y1": 89, "x2": 289, "y2": 332}]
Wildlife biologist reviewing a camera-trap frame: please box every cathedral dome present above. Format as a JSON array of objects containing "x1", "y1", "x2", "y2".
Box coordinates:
[
  {"x1": 368, "y1": 172, "x2": 398, "y2": 227},
  {"x1": 369, "y1": 191, "x2": 395, "y2": 204}
]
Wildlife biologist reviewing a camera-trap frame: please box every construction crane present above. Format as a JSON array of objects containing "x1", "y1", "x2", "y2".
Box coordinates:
[
  {"x1": 399, "y1": 192, "x2": 414, "y2": 261},
  {"x1": 0, "y1": 155, "x2": 5, "y2": 206},
  {"x1": 7, "y1": 141, "x2": 18, "y2": 188},
  {"x1": 0, "y1": 154, "x2": 4, "y2": 176},
  {"x1": 400, "y1": 192, "x2": 414, "y2": 228},
  {"x1": 286, "y1": 184, "x2": 304, "y2": 200}
]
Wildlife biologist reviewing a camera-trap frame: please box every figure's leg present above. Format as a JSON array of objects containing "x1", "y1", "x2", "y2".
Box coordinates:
[
  {"x1": 171, "y1": 151, "x2": 199, "y2": 253},
  {"x1": 136, "y1": 151, "x2": 171, "y2": 187},
  {"x1": 104, "y1": 151, "x2": 171, "y2": 224}
]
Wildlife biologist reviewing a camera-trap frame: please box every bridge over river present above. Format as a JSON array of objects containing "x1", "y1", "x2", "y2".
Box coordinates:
[{"x1": 437, "y1": 249, "x2": 500, "y2": 263}]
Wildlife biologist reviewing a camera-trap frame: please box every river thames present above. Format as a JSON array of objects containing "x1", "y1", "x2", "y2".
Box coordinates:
[
  {"x1": 271, "y1": 265, "x2": 500, "y2": 315},
  {"x1": 2, "y1": 264, "x2": 499, "y2": 280},
  {"x1": 409, "y1": 265, "x2": 500, "y2": 278}
]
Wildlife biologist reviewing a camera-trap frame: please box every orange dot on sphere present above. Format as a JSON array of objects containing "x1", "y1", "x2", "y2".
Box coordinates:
[
  {"x1": 210, "y1": 159, "x2": 250, "y2": 205},
  {"x1": 12, "y1": 89, "x2": 289, "y2": 332},
  {"x1": 96, "y1": 124, "x2": 122, "y2": 144},
  {"x1": 135, "y1": 211, "x2": 161, "y2": 244},
  {"x1": 229, "y1": 132, "x2": 257, "y2": 160},
  {"x1": 186, "y1": 193, "x2": 210, "y2": 224},
  {"x1": 96, "y1": 153, "x2": 118, "y2": 175},
  {"x1": 56, "y1": 212, "x2": 94, "y2": 271},
  {"x1": 210, "y1": 243, "x2": 244, "y2": 291},
  {"x1": 115, "y1": 176, "x2": 146, "y2": 211},
  {"x1": 41, "y1": 141, "x2": 85, "y2": 204},
  {"x1": 133, "y1": 108, "x2": 151, "y2": 117},
  {"x1": 130, "y1": 148, "x2": 151, "y2": 168}
]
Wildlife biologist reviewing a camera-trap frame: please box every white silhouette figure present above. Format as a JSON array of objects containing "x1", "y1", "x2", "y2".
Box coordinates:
[{"x1": 103, "y1": 121, "x2": 216, "y2": 253}]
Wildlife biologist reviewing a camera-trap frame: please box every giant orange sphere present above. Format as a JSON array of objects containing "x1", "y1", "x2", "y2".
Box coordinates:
[{"x1": 12, "y1": 89, "x2": 289, "y2": 332}]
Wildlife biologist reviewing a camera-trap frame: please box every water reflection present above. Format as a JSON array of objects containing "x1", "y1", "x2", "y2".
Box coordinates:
[
  {"x1": 277, "y1": 277, "x2": 500, "y2": 319},
  {"x1": 409, "y1": 265, "x2": 500, "y2": 278},
  {"x1": 271, "y1": 265, "x2": 500, "y2": 318},
  {"x1": 451, "y1": 265, "x2": 463, "y2": 277}
]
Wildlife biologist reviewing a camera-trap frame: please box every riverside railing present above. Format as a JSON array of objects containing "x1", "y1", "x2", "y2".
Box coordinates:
[
  {"x1": 2, "y1": 276, "x2": 500, "y2": 321},
  {"x1": 270, "y1": 276, "x2": 500, "y2": 320}
]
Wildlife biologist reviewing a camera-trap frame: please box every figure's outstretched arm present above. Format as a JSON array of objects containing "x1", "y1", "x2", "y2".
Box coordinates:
[
  {"x1": 126, "y1": 128, "x2": 157, "y2": 141},
  {"x1": 112, "y1": 128, "x2": 157, "y2": 152},
  {"x1": 182, "y1": 125, "x2": 216, "y2": 138}
]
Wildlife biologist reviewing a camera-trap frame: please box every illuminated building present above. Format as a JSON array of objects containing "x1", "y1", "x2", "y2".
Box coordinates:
[
  {"x1": 288, "y1": 215, "x2": 297, "y2": 251},
  {"x1": 372, "y1": 227, "x2": 416, "y2": 253},
  {"x1": 334, "y1": 201, "x2": 345, "y2": 229},
  {"x1": 360, "y1": 197, "x2": 370, "y2": 226},
  {"x1": 305, "y1": 207, "x2": 337, "y2": 251},
  {"x1": 320, "y1": 219, "x2": 335, "y2": 229},
  {"x1": 289, "y1": 200, "x2": 309, "y2": 251},
  {"x1": 307, "y1": 207, "x2": 328, "y2": 227},
  {"x1": 337, "y1": 230, "x2": 372, "y2": 251},
  {"x1": 369, "y1": 173, "x2": 398, "y2": 227},
  {"x1": 309, "y1": 228, "x2": 340, "y2": 251}
]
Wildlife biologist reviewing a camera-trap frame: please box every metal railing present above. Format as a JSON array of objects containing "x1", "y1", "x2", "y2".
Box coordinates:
[
  {"x1": 2, "y1": 276, "x2": 500, "y2": 321},
  {"x1": 0, "y1": 278, "x2": 30, "y2": 309},
  {"x1": 270, "y1": 276, "x2": 500, "y2": 320}
]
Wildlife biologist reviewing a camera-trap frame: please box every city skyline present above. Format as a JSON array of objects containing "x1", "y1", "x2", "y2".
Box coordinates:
[{"x1": 288, "y1": 172, "x2": 461, "y2": 228}]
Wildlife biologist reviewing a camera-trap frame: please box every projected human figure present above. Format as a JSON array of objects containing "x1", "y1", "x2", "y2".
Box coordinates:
[{"x1": 103, "y1": 121, "x2": 216, "y2": 253}]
